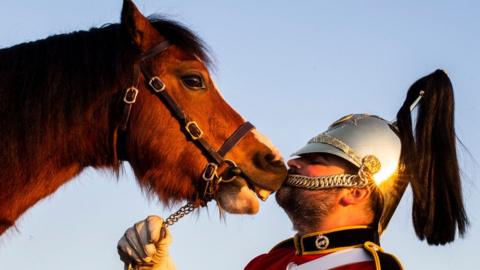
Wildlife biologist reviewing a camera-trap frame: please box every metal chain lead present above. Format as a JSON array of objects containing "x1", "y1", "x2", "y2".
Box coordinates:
[{"x1": 163, "y1": 202, "x2": 196, "y2": 228}]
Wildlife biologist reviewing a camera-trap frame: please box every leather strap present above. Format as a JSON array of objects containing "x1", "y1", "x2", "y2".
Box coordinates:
[
  {"x1": 218, "y1": 121, "x2": 254, "y2": 157},
  {"x1": 120, "y1": 87, "x2": 139, "y2": 131},
  {"x1": 140, "y1": 40, "x2": 171, "y2": 61}
]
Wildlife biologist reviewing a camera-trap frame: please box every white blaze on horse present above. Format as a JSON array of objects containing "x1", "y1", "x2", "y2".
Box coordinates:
[{"x1": 0, "y1": 0, "x2": 287, "y2": 236}]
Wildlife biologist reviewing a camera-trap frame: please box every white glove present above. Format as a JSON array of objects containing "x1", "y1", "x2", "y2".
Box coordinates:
[{"x1": 117, "y1": 216, "x2": 176, "y2": 270}]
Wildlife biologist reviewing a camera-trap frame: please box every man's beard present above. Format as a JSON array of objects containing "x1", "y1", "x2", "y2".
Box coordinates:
[{"x1": 276, "y1": 185, "x2": 339, "y2": 234}]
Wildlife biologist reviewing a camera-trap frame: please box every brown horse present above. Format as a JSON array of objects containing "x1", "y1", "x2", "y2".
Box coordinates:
[{"x1": 0, "y1": 0, "x2": 287, "y2": 236}]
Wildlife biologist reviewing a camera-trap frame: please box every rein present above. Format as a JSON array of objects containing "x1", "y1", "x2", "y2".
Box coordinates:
[{"x1": 119, "y1": 40, "x2": 254, "y2": 226}]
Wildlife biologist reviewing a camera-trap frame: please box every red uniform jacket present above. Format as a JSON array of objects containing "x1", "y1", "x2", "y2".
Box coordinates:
[
  {"x1": 245, "y1": 246, "x2": 375, "y2": 270},
  {"x1": 245, "y1": 226, "x2": 402, "y2": 270}
]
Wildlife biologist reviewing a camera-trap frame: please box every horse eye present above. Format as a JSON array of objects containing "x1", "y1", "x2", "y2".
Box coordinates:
[{"x1": 181, "y1": 74, "x2": 206, "y2": 89}]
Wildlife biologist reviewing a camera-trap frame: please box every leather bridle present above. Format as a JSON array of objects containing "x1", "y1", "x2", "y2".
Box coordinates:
[{"x1": 119, "y1": 40, "x2": 255, "y2": 207}]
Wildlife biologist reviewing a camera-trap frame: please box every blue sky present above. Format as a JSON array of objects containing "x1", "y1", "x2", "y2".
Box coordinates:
[{"x1": 0, "y1": 1, "x2": 479, "y2": 269}]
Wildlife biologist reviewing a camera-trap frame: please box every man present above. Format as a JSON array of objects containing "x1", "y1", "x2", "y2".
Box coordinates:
[
  {"x1": 117, "y1": 70, "x2": 468, "y2": 269},
  {"x1": 244, "y1": 115, "x2": 400, "y2": 270}
]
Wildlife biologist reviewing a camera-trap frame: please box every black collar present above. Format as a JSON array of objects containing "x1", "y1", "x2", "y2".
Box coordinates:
[{"x1": 273, "y1": 226, "x2": 379, "y2": 255}]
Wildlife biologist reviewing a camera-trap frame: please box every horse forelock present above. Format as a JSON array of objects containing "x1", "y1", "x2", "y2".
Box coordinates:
[{"x1": 149, "y1": 16, "x2": 213, "y2": 69}]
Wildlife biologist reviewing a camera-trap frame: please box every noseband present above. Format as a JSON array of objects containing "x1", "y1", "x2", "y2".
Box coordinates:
[{"x1": 119, "y1": 40, "x2": 254, "y2": 217}]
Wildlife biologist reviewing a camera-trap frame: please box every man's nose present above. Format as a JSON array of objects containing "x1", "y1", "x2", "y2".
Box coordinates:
[{"x1": 287, "y1": 158, "x2": 303, "y2": 173}]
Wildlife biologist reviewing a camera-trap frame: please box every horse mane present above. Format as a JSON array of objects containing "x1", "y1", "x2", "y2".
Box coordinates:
[
  {"x1": 0, "y1": 16, "x2": 211, "y2": 164},
  {"x1": 0, "y1": 16, "x2": 212, "y2": 225}
]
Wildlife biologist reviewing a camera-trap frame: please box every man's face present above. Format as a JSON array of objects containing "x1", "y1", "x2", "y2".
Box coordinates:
[
  {"x1": 286, "y1": 153, "x2": 351, "y2": 177},
  {"x1": 275, "y1": 153, "x2": 352, "y2": 232}
]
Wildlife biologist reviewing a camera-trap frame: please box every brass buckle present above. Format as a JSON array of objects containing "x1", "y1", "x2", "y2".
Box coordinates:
[
  {"x1": 149, "y1": 76, "x2": 166, "y2": 92},
  {"x1": 203, "y1": 181, "x2": 216, "y2": 199},
  {"x1": 202, "y1": 163, "x2": 218, "y2": 181},
  {"x1": 123, "y1": 87, "x2": 139, "y2": 104},
  {"x1": 186, "y1": 121, "x2": 203, "y2": 140}
]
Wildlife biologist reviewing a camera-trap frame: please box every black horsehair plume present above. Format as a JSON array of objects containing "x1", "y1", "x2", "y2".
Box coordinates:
[{"x1": 396, "y1": 69, "x2": 469, "y2": 245}]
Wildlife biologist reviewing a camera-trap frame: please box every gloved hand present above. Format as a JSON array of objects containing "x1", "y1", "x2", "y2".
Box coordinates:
[{"x1": 117, "y1": 216, "x2": 176, "y2": 270}]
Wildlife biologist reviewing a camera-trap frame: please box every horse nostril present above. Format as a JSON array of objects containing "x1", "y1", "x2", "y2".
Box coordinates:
[
  {"x1": 264, "y1": 153, "x2": 285, "y2": 168},
  {"x1": 265, "y1": 153, "x2": 275, "y2": 162}
]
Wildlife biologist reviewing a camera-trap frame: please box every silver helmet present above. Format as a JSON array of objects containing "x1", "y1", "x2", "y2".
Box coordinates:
[{"x1": 288, "y1": 114, "x2": 401, "y2": 188}]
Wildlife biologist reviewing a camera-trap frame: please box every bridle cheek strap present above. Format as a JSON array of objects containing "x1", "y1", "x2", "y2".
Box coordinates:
[{"x1": 218, "y1": 121, "x2": 254, "y2": 157}]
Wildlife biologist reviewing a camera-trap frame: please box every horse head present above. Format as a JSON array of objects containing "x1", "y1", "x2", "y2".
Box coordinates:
[
  {"x1": 119, "y1": 0, "x2": 287, "y2": 214},
  {"x1": 0, "y1": 0, "x2": 288, "y2": 236}
]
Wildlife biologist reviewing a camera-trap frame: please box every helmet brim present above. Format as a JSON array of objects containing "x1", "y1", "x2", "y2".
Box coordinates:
[{"x1": 291, "y1": 142, "x2": 361, "y2": 168}]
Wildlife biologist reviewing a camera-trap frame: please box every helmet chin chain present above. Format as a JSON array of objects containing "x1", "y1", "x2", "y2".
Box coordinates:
[{"x1": 285, "y1": 155, "x2": 381, "y2": 190}]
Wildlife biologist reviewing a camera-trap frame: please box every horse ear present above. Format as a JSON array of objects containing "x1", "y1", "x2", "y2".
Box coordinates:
[{"x1": 121, "y1": 0, "x2": 164, "y2": 51}]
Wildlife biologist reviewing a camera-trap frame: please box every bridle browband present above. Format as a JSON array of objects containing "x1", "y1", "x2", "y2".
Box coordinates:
[{"x1": 119, "y1": 40, "x2": 255, "y2": 210}]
